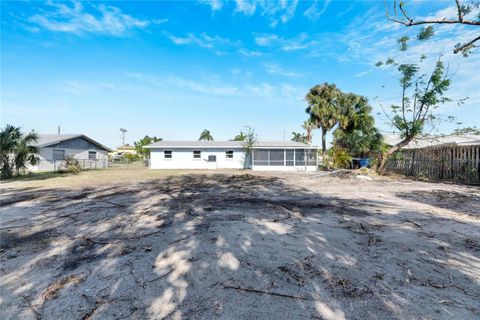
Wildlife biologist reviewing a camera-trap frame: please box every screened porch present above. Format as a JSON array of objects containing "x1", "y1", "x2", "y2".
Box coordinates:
[{"x1": 252, "y1": 148, "x2": 318, "y2": 167}]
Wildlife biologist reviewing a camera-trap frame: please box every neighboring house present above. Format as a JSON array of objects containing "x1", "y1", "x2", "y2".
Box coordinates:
[
  {"x1": 144, "y1": 141, "x2": 318, "y2": 171},
  {"x1": 31, "y1": 134, "x2": 112, "y2": 172},
  {"x1": 383, "y1": 134, "x2": 480, "y2": 149},
  {"x1": 109, "y1": 144, "x2": 137, "y2": 160}
]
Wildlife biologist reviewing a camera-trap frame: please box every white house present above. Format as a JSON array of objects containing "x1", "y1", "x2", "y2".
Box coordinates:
[
  {"x1": 31, "y1": 134, "x2": 112, "y2": 172},
  {"x1": 145, "y1": 141, "x2": 318, "y2": 171}
]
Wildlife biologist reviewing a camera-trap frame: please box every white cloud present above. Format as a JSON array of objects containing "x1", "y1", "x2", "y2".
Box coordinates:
[
  {"x1": 234, "y1": 0, "x2": 257, "y2": 15},
  {"x1": 239, "y1": 48, "x2": 264, "y2": 57},
  {"x1": 304, "y1": 0, "x2": 331, "y2": 21},
  {"x1": 167, "y1": 32, "x2": 241, "y2": 50},
  {"x1": 254, "y1": 32, "x2": 316, "y2": 51},
  {"x1": 264, "y1": 63, "x2": 302, "y2": 77},
  {"x1": 28, "y1": 1, "x2": 161, "y2": 36},
  {"x1": 255, "y1": 34, "x2": 279, "y2": 46},
  {"x1": 124, "y1": 71, "x2": 304, "y2": 102},
  {"x1": 200, "y1": 0, "x2": 223, "y2": 12},
  {"x1": 199, "y1": 0, "x2": 299, "y2": 26},
  {"x1": 353, "y1": 70, "x2": 371, "y2": 78}
]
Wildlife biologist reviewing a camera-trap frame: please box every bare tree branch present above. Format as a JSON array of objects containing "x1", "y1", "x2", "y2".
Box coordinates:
[
  {"x1": 454, "y1": 35, "x2": 480, "y2": 53},
  {"x1": 385, "y1": 0, "x2": 480, "y2": 55}
]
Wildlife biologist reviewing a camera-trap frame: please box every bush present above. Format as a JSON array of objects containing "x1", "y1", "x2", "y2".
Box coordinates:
[
  {"x1": 332, "y1": 149, "x2": 352, "y2": 169},
  {"x1": 124, "y1": 153, "x2": 141, "y2": 161},
  {"x1": 61, "y1": 156, "x2": 81, "y2": 174}
]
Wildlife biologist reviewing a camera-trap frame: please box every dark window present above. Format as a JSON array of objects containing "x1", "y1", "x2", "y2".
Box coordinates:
[
  {"x1": 270, "y1": 149, "x2": 284, "y2": 166},
  {"x1": 295, "y1": 149, "x2": 305, "y2": 166},
  {"x1": 88, "y1": 151, "x2": 97, "y2": 160},
  {"x1": 253, "y1": 149, "x2": 268, "y2": 166},
  {"x1": 208, "y1": 155, "x2": 216, "y2": 162},
  {"x1": 226, "y1": 150, "x2": 234, "y2": 159},
  {"x1": 286, "y1": 150, "x2": 294, "y2": 166},
  {"x1": 52, "y1": 149, "x2": 65, "y2": 160},
  {"x1": 164, "y1": 150, "x2": 172, "y2": 159},
  {"x1": 193, "y1": 150, "x2": 201, "y2": 159}
]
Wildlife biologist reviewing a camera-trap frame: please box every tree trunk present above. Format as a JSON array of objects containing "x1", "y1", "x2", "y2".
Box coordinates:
[
  {"x1": 378, "y1": 138, "x2": 412, "y2": 173},
  {"x1": 321, "y1": 128, "x2": 328, "y2": 167},
  {"x1": 321, "y1": 129, "x2": 327, "y2": 156}
]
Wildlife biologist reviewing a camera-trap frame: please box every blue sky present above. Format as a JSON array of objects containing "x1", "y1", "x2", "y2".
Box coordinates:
[{"x1": 1, "y1": 0, "x2": 479, "y2": 148}]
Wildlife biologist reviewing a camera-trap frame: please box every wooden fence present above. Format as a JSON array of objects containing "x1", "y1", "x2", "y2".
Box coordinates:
[{"x1": 386, "y1": 144, "x2": 480, "y2": 184}]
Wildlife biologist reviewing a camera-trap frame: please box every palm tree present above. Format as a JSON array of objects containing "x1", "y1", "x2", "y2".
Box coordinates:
[
  {"x1": 333, "y1": 94, "x2": 383, "y2": 158},
  {"x1": 301, "y1": 119, "x2": 315, "y2": 145},
  {"x1": 232, "y1": 131, "x2": 246, "y2": 141},
  {"x1": 306, "y1": 83, "x2": 341, "y2": 156},
  {"x1": 0, "y1": 124, "x2": 38, "y2": 179},
  {"x1": 14, "y1": 132, "x2": 39, "y2": 175},
  {"x1": 199, "y1": 129, "x2": 214, "y2": 141},
  {"x1": 291, "y1": 132, "x2": 306, "y2": 143}
]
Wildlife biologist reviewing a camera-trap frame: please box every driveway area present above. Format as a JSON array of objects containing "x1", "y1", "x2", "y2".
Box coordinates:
[{"x1": 1, "y1": 168, "x2": 479, "y2": 319}]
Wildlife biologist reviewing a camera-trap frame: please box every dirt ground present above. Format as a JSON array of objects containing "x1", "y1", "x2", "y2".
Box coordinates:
[{"x1": 1, "y1": 167, "x2": 479, "y2": 319}]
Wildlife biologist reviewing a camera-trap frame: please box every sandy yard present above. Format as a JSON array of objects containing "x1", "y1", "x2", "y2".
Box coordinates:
[{"x1": 1, "y1": 166, "x2": 479, "y2": 319}]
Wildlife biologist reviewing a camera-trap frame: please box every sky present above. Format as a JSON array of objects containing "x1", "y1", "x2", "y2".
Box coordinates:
[{"x1": 1, "y1": 0, "x2": 479, "y2": 148}]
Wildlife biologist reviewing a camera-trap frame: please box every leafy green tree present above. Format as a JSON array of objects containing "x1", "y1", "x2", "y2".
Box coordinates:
[
  {"x1": 378, "y1": 57, "x2": 452, "y2": 171},
  {"x1": 334, "y1": 94, "x2": 383, "y2": 157},
  {"x1": 199, "y1": 129, "x2": 214, "y2": 141},
  {"x1": 134, "y1": 135, "x2": 162, "y2": 158},
  {"x1": 291, "y1": 132, "x2": 307, "y2": 143},
  {"x1": 305, "y1": 83, "x2": 341, "y2": 156},
  {"x1": 0, "y1": 125, "x2": 38, "y2": 179},
  {"x1": 232, "y1": 131, "x2": 246, "y2": 141},
  {"x1": 241, "y1": 126, "x2": 257, "y2": 169}
]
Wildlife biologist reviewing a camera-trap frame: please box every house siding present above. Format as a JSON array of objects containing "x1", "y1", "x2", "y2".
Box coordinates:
[
  {"x1": 149, "y1": 147, "x2": 318, "y2": 171},
  {"x1": 150, "y1": 148, "x2": 245, "y2": 169},
  {"x1": 31, "y1": 147, "x2": 109, "y2": 172}
]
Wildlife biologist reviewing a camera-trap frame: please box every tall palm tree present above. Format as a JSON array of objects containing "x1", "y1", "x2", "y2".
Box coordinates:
[
  {"x1": 306, "y1": 83, "x2": 341, "y2": 155},
  {"x1": 301, "y1": 119, "x2": 315, "y2": 145},
  {"x1": 198, "y1": 129, "x2": 214, "y2": 141},
  {"x1": 0, "y1": 125, "x2": 38, "y2": 179}
]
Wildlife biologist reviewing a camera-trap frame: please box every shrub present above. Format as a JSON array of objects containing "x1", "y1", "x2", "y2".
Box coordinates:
[
  {"x1": 61, "y1": 156, "x2": 81, "y2": 174},
  {"x1": 332, "y1": 149, "x2": 352, "y2": 169}
]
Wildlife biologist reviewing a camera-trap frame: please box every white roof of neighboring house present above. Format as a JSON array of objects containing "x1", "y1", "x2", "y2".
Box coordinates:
[
  {"x1": 144, "y1": 141, "x2": 316, "y2": 149},
  {"x1": 383, "y1": 134, "x2": 480, "y2": 149},
  {"x1": 33, "y1": 134, "x2": 112, "y2": 152}
]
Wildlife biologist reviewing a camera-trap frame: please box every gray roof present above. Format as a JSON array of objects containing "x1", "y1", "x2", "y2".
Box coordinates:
[
  {"x1": 144, "y1": 140, "x2": 315, "y2": 149},
  {"x1": 33, "y1": 134, "x2": 112, "y2": 151},
  {"x1": 384, "y1": 134, "x2": 480, "y2": 149}
]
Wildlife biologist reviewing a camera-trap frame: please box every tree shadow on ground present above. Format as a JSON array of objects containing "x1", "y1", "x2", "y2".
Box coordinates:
[
  {"x1": 1, "y1": 173, "x2": 479, "y2": 319},
  {"x1": 395, "y1": 188, "x2": 480, "y2": 217}
]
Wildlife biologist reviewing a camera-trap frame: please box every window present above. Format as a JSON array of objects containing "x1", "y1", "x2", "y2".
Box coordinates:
[
  {"x1": 253, "y1": 149, "x2": 269, "y2": 166},
  {"x1": 286, "y1": 150, "x2": 294, "y2": 166},
  {"x1": 295, "y1": 149, "x2": 305, "y2": 166},
  {"x1": 52, "y1": 149, "x2": 65, "y2": 161},
  {"x1": 164, "y1": 150, "x2": 172, "y2": 159},
  {"x1": 193, "y1": 150, "x2": 201, "y2": 159},
  {"x1": 269, "y1": 149, "x2": 285, "y2": 166},
  {"x1": 88, "y1": 151, "x2": 97, "y2": 160},
  {"x1": 306, "y1": 149, "x2": 317, "y2": 166},
  {"x1": 226, "y1": 150, "x2": 234, "y2": 159}
]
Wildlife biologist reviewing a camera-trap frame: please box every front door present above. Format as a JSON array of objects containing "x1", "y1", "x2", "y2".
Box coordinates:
[{"x1": 207, "y1": 154, "x2": 217, "y2": 169}]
